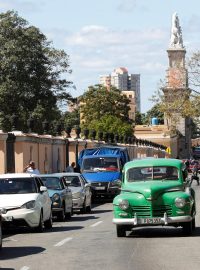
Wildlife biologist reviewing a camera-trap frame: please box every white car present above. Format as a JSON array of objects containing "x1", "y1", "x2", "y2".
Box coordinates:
[
  {"x1": 54, "y1": 173, "x2": 92, "y2": 213},
  {"x1": 0, "y1": 173, "x2": 52, "y2": 232}
]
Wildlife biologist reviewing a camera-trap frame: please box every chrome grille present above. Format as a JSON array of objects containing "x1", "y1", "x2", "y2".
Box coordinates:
[
  {"x1": 91, "y1": 182, "x2": 109, "y2": 188},
  {"x1": 131, "y1": 204, "x2": 172, "y2": 218}
]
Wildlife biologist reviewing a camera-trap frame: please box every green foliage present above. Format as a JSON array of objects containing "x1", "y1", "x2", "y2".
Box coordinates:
[
  {"x1": 145, "y1": 104, "x2": 164, "y2": 125},
  {"x1": 81, "y1": 114, "x2": 133, "y2": 136},
  {"x1": 0, "y1": 11, "x2": 72, "y2": 132},
  {"x1": 80, "y1": 84, "x2": 131, "y2": 124},
  {"x1": 62, "y1": 108, "x2": 80, "y2": 128},
  {"x1": 135, "y1": 105, "x2": 164, "y2": 125}
]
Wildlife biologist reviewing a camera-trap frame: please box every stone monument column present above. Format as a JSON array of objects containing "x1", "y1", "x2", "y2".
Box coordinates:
[{"x1": 162, "y1": 12, "x2": 191, "y2": 158}]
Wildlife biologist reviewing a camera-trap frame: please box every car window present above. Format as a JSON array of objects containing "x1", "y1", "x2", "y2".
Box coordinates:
[
  {"x1": 63, "y1": 176, "x2": 81, "y2": 187},
  {"x1": 127, "y1": 166, "x2": 179, "y2": 182},
  {"x1": 0, "y1": 178, "x2": 37, "y2": 194},
  {"x1": 41, "y1": 177, "x2": 62, "y2": 190}
]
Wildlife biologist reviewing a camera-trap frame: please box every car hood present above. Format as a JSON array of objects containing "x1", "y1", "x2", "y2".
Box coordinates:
[
  {"x1": 0, "y1": 194, "x2": 38, "y2": 208},
  {"x1": 121, "y1": 181, "x2": 183, "y2": 200},
  {"x1": 82, "y1": 171, "x2": 120, "y2": 182}
]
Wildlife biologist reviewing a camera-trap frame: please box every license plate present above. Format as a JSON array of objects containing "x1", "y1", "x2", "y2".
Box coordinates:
[
  {"x1": 3, "y1": 216, "x2": 13, "y2": 221},
  {"x1": 142, "y1": 217, "x2": 161, "y2": 224},
  {"x1": 93, "y1": 186, "x2": 105, "y2": 190}
]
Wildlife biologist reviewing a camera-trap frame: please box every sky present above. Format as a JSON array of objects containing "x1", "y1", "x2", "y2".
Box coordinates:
[{"x1": 0, "y1": 0, "x2": 200, "y2": 112}]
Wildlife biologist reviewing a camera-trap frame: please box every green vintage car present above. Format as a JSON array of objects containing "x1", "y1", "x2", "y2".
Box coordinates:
[{"x1": 113, "y1": 158, "x2": 196, "y2": 237}]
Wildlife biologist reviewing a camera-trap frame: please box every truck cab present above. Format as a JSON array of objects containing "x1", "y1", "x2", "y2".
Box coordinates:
[{"x1": 78, "y1": 146, "x2": 129, "y2": 199}]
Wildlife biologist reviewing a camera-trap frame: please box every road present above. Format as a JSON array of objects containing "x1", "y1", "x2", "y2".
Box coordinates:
[{"x1": 1, "y1": 182, "x2": 200, "y2": 270}]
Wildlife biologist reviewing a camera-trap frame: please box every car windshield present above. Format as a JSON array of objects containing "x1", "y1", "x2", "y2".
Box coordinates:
[
  {"x1": 82, "y1": 157, "x2": 119, "y2": 172},
  {"x1": 63, "y1": 176, "x2": 81, "y2": 187},
  {"x1": 0, "y1": 178, "x2": 37, "y2": 194},
  {"x1": 127, "y1": 166, "x2": 179, "y2": 182},
  {"x1": 41, "y1": 177, "x2": 62, "y2": 190}
]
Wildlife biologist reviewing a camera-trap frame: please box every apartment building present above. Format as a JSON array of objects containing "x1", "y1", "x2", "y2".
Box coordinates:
[{"x1": 99, "y1": 67, "x2": 141, "y2": 121}]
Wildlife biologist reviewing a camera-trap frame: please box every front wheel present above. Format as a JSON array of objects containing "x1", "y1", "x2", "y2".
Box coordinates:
[
  {"x1": 182, "y1": 220, "x2": 193, "y2": 235},
  {"x1": 57, "y1": 205, "x2": 65, "y2": 221},
  {"x1": 0, "y1": 223, "x2": 2, "y2": 249},
  {"x1": 35, "y1": 212, "x2": 44, "y2": 233},
  {"x1": 80, "y1": 199, "x2": 87, "y2": 214},
  {"x1": 44, "y1": 210, "x2": 53, "y2": 229},
  {"x1": 116, "y1": 225, "x2": 126, "y2": 237}
]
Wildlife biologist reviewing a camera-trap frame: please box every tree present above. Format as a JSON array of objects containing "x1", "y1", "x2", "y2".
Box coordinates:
[
  {"x1": 83, "y1": 114, "x2": 133, "y2": 136},
  {"x1": 145, "y1": 104, "x2": 164, "y2": 125},
  {"x1": 0, "y1": 11, "x2": 72, "y2": 132},
  {"x1": 80, "y1": 84, "x2": 132, "y2": 131}
]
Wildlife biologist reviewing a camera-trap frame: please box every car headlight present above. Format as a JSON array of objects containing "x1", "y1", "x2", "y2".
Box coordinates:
[
  {"x1": 21, "y1": 200, "x2": 36, "y2": 209},
  {"x1": 110, "y1": 179, "x2": 121, "y2": 187},
  {"x1": 72, "y1": 192, "x2": 81, "y2": 199},
  {"x1": 119, "y1": 199, "x2": 129, "y2": 210},
  {"x1": 175, "y1": 197, "x2": 186, "y2": 208},
  {"x1": 52, "y1": 193, "x2": 60, "y2": 202}
]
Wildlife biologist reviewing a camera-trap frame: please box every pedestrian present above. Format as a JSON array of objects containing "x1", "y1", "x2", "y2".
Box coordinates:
[
  {"x1": 190, "y1": 159, "x2": 199, "y2": 185},
  {"x1": 23, "y1": 161, "x2": 40, "y2": 175},
  {"x1": 66, "y1": 162, "x2": 75, "y2": 172}
]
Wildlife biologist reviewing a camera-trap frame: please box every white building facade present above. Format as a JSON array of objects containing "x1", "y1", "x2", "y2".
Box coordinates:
[{"x1": 99, "y1": 67, "x2": 141, "y2": 113}]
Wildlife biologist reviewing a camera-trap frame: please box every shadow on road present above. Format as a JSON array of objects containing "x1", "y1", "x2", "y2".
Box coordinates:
[
  {"x1": 127, "y1": 226, "x2": 200, "y2": 238},
  {"x1": 0, "y1": 246, "x2": 45, "y2": 260}
]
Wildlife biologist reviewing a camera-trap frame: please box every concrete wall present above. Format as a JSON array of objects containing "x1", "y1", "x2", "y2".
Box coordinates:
[{"x1": 0, "y1": 131, "x2": 167, "y2": 174}]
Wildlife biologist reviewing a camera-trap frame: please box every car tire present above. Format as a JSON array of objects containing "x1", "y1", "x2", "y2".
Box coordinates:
[
  {"x1": 86, "y1": 200, "x2": 92, "y2": 213},
  {"x1": 80, "y1": 199, "x2": 87, "y2": 214},
  {"x1": 192, "y1": 217, "x2": 196, "y2": 230},
  {"x1": 57, "y1": 204, "x2": 65, "y2": 222},
  {"x1": 182, "y1": 220, "x2": 193, "y2": 235},
  {"x1": 65, "y1": 208, "x2": 73, "y2": 220},
  {"x1": 0, "y1": 224, "x2": 2, "y2": 249},
  {"x1": 116, "y1": 225, "x2": 126, "y2": 237},
  {"x1": 35, "y1": 212, "x2": 44, "y2": 233},
  {"x1": 44, "y1": 210, "x2": 53, "y2": 229}
]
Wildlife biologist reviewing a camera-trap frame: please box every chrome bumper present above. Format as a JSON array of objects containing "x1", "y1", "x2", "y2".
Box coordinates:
[{"x1": 113, "y1": 215, "x2": 192, "y2": 226}]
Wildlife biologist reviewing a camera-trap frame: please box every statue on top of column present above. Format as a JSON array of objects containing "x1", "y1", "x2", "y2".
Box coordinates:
[{"x1": 170, "y1": 12, "x2": 184, "y2": 49}]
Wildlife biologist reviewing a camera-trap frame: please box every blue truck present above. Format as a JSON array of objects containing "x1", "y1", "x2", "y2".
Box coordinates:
[{"x1": 78, "y1": 146, "x2": 130, "y2": 199}]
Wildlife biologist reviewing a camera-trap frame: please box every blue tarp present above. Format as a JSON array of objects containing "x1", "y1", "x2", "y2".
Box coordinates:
[{"x1": 78, "y1": 146, "x2": 129, "y2": 166}]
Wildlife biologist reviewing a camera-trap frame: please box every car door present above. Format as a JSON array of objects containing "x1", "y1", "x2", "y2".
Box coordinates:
[
  {"x1": 80, "y1": 175, "x2": 91, "y2": 206},
  {"x1": 60, "y1": 177, "x2": 72, "y2": 212},
  {"x1": 35, "y1": 177, "x2": 51, "y2": 221}
]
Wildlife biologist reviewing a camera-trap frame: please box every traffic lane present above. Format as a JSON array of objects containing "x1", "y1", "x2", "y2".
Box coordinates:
[
  {"x1": 3, "y1": 204, "x2": 200, "y2": 270},
  {"x1": 1, "y1": 188, "x2": 200, "y2": 270},
  {"x1": 0, "y1": 202, "x2": 112, "y2": 268}
]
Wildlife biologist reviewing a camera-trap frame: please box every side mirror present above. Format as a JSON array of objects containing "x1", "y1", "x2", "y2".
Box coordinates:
[
  {"x1": 40, "y1": 186, "x2": 47, "y2": 192},
  {"x1": 85, "y1": 183, "x2": 91, "y2": 187},
  {"x1": 0, "y1": 208, "x2": 7, "y2": 214}
]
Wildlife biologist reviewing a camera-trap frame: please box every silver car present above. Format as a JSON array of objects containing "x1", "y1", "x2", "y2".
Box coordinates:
[{"x1": 54, "y1": 173, "x2": 92, "y2": 213}]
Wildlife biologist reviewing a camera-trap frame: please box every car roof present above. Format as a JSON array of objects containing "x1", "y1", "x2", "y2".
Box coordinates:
[
  {"x1": 0, "y1": 173, "x2": 37, "y2": 178},
  {"x1": 53, "y1": 172, "x2": 81, "y2": 176},
  {"x1": 39, "y1": 174, "x2": 60, "y2": 177},
  {"x1": 82, "y1": 154, "x2": 121, "y2": 159},
  {"x1": 125, "y1": 158, "x2": 183, "y2": 169}
]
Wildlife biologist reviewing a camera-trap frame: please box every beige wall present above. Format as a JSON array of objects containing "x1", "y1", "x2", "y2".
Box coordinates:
[
  {"x1": 0, "y1": 131, "x2": 168, "y2": 174},
  {"x1": 0, "y1": 133, "x2": 8, "y2": 173}
]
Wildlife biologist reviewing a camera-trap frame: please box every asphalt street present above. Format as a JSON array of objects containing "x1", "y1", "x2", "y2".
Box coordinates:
[{"x1": 1, "y1": 182, "x2": 200, "y2": 270}]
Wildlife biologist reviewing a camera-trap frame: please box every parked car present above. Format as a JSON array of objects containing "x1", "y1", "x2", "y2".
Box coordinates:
[
  {"x1": 113, "y1": 158, "x2": 196, "y2": 237},
  {"x1": 54, "y1": 173, "x2": 92, "y2": 213},
  {"x1": 40, "y1": 174, "x2": 73, "y2": 221},
  {"x1": 0, "y1": 173, "x2": 52, "y2": 232}
]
